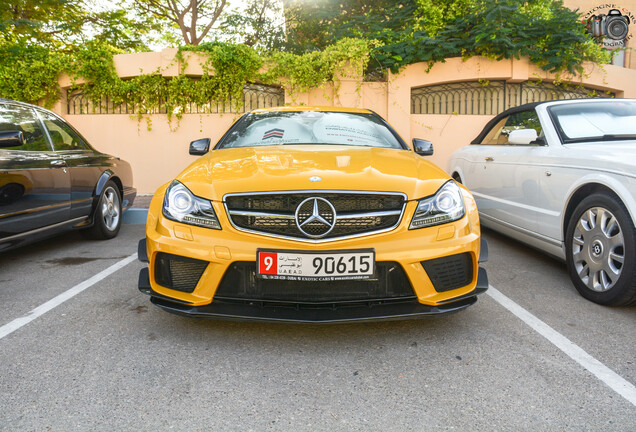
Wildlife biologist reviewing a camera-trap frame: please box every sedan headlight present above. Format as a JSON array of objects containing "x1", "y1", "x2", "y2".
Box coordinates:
[
  {"x1": 409, "y1": 181, "x2": 465, "y2": 229},
  {"x1": 162, "y1": 181, "x2": 221, "y2": 229}
]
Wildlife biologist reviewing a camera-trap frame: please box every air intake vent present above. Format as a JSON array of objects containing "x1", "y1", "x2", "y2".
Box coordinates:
[
  {"x1": 154, "y1": 253, "x2": 208, "y2": 293},
  {"x1": 421, "y1": 253, "x2": 473, "y2": 292}
]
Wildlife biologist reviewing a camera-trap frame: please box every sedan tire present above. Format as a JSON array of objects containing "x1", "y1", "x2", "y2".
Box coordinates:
[
  {"x1": 84, "y1": 181, "x2": 122, "y2": 240},
  {"x1": 565, "y1": 193, "x2": 636, "y2": 306}
]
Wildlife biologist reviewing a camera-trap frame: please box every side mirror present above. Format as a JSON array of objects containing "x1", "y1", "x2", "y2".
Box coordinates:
[
  {"x1": 413, "y1": 138, "x2": 434, "y2": 156},
  {"x1": 0, "y1": 131, "x2": 25, "y2": 148},
  {"x1": 189, "y1": 138, "x2": 211, "y2": 155},
  {"x1": 508, "y1": 129, "x2": 538, "y2": 145}
]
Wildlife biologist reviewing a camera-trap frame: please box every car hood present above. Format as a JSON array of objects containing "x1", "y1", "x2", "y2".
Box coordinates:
[{"x1": 176, "y1": 145, "x2": 450, "y2": 201}]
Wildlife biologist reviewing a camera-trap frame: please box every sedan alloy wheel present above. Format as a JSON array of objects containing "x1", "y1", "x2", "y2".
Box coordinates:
[
  {"x1": 83, "y1": 180, "x2": 123, "y2": 240},
  {"x1": 101, "y1": 185, "x2": 121, "y2": 232}
]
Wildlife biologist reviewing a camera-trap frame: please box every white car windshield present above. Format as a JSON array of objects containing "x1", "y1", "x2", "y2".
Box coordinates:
[
  {"x1": 216, "y1": 111, "x2": 405, "y2": 149},
  {"x1": 550, "y1": 100, "x2": 636, "y2": 143}
]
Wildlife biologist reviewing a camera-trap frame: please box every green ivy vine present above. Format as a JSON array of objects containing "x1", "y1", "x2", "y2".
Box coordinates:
[
  {"x1": 0, "y1": 43, "x2": 70, "y2": 108},
  {"x1": 0, "y1": 38, "x2": 373, "y2": 130},
  {"x1": 263, "y1": 38, "x2": 372, "y2": 95}
]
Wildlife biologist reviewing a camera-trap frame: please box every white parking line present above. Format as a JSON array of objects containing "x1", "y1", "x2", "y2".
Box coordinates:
[
  {"x1": 487, "y1": 285, "x2": 636, "y2": 408},
  {"x1": 0, "y1": 253, "x2": 137, "y2": 341},
  {"x1": 2, "y1": 259, "x2": 634, "y2": 409}
]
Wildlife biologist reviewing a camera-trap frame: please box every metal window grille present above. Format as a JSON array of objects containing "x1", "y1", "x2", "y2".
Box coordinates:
[
  {"x1": 411, "y1": 81, "x2": 614, "y2": 115},
  {"x1": 67, "y1": 83, "x2": 285, "y2": 115}
]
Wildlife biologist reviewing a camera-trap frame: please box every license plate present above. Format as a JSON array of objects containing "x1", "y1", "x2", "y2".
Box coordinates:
[{"x1": 257, "y1": 249, "x2": 375, "y2": 281}]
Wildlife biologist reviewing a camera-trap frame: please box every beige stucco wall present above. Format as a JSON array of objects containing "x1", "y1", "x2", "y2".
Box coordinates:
[
  {"x1": 58, "y1": 51, "x2": 636, "y2": 194},
  {"x1": 66, "y1": 113, "x2": 236, "y2": 194}
]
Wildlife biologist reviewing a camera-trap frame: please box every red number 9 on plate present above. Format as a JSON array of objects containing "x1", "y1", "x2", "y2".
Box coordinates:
[{"x1": 258, "y1": 252, "x2": 278, "y2": 275}]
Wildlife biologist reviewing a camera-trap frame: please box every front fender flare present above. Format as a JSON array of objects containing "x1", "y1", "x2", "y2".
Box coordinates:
[{"x1": 561, "y1": 173, "x2": 636, "y2": 239}]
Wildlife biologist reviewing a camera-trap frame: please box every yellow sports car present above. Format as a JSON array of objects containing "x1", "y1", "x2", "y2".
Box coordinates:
[{"x1": 138, "y1": 107, "x2": 488, "y2": 322}]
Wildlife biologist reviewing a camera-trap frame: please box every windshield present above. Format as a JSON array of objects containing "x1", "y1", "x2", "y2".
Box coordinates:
[
  {"x1": 549, "y1": 100, "x2": 636, "y2": 143},
  {"x1": 216, "y1": 111, "x2": 405, "y2": 149}
]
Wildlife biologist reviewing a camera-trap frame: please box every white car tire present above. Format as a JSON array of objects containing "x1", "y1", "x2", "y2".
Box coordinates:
[{"x1": 565, "y1": 193, "x2": 636, "y2": 306}]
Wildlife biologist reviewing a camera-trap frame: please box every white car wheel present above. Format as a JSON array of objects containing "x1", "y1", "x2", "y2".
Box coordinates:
[{"x1": 566, "y1": 193, "x2": 636, "y2": 306}]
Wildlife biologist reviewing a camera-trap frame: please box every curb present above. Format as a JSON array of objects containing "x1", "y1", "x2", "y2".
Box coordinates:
[{"x1": 123, "y1": 208, "x2": 148, "y2": 225}]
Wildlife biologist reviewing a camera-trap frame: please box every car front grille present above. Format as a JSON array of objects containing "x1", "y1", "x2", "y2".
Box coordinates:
[
  {"x1": 224, "y1": 192, "x2": 406, "y2": 241},
  {"x1": 421, "y1": 253, "x2": 473, "y2": 292},
  {"x1": 214, "y1": 261, "x2": 415, "y2": 303}
]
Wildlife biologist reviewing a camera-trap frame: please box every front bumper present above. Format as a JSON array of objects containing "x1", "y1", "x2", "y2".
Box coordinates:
[
  {"x1": 138, "y1": 191, "x2": 488, "y2": 322},
  {"x1": 138, "y1": 265, "x2": 488, "y2": 323}
]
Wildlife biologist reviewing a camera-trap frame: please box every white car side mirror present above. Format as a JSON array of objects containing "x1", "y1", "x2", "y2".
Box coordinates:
[{"x1": 508, "y1": 129, "x2": 538, "y2": 145}]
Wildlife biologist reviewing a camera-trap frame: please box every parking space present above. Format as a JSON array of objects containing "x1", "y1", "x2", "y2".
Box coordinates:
[
  {"x1": 0, "y1": 224, "x2": 634, "y2": 431},
  {"x1": 484, "y1": 229, "x2": 636, "y2": 386}
]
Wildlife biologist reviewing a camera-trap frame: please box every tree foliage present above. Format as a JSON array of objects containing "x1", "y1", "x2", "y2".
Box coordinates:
[
  {"x1": 284, "y1": 0, "x2": 610, "y2": 75},
  {"x1": 0, "y1": 0, "x2": 612, "y2": 118},
  {"x1": 132, "y1": 0, "x2": 230, "y2": 46},
  {"x1": 0, "y1": 0, "x2": 154, "y2": 51},
  {"x1": 0, "y1": 43, "x2": 68, "y2": 106},
  {"x1": 283, "y1": 0, "x2": 408, "y2": 54},
  {"x1": 0, "y1": 0, "x2": 160, "y2": 108},
  {"x1": 220, "y1": 0, "x2": 285, "y2": 49}
]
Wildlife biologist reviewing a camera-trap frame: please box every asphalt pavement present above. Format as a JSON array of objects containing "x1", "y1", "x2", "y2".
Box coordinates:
[{"x1": 0, "y1": 221, "x2": 634, "y2": 431}]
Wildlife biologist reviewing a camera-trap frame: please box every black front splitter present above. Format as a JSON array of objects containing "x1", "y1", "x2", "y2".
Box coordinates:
[
  {"x1": 149, "y1": 295, "x2": 478, "y2": 323},
  {"x1": 138, "y1": 263, "x2": 489, "y2": 323}
]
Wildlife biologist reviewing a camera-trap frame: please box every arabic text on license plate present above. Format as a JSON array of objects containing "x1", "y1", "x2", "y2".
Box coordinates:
[{"x1": 257, "y1": 249, "x2": 375, "y2": 281}]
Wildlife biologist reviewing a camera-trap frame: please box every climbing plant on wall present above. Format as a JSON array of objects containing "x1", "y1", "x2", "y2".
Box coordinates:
[
  {"x1": 0, "y1": 0, "x2": 612, "y2": 117},
  {"x1": 0, "y1": 37, "x2": 373, "y2": 125},
  {"x1": 0, "y1": 43, "x2": 70, "y2": 108}
]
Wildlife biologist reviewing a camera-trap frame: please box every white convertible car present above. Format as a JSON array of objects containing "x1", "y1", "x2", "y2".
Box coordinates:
[{"x1": 448, "y1": 99, "x2": 636, "y2": 306}]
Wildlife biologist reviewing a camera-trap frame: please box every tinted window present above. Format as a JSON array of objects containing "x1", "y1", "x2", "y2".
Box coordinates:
[
  {"x1": 39, "y1": 111, "x2": 86, "y2": 151},
  {"x1": 480, "y1": 110, "x2": 542, "y2": 145},
  {"x1": 0, "y1": 103, "x2": 51, "y2": 151},
  {"x1": 217, "y1": 111, "x2": 404, "y2": 149}
]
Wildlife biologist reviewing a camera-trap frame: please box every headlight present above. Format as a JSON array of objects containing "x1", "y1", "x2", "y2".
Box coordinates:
[
  {"x1": 409, "y1": 181, "x2": 465, "y2": 229},
  {"x1": 162, "y1": 181, "x2": 221, "y2": 229}
]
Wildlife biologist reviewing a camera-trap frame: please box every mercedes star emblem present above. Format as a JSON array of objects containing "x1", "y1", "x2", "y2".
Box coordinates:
[{"x1": 295, "y1": 197, "x2": 337, "y2": 238}]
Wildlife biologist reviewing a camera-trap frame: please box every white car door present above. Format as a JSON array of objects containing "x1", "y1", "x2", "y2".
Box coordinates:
[{"x1": 460, "y1": 108, "x2": 547, "y2": 234}]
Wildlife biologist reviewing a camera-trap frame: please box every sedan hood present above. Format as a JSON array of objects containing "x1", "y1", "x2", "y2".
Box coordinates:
[{"x1": 176, "y1": 145, "x2": 450, "y2": 201}]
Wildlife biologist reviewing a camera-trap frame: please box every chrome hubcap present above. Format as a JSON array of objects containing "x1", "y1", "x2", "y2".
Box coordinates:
[
  {"x1": 572, "y1": 207, "x2": 624, "y2": 292},
  {"x1": 101, "y1": 187, "x2": 120, "y2": 231}
]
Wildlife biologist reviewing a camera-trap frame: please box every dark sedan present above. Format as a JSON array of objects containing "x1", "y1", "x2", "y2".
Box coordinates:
[{"x1": 0, "y1": 99, "x2": 136, "y2": 251}]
